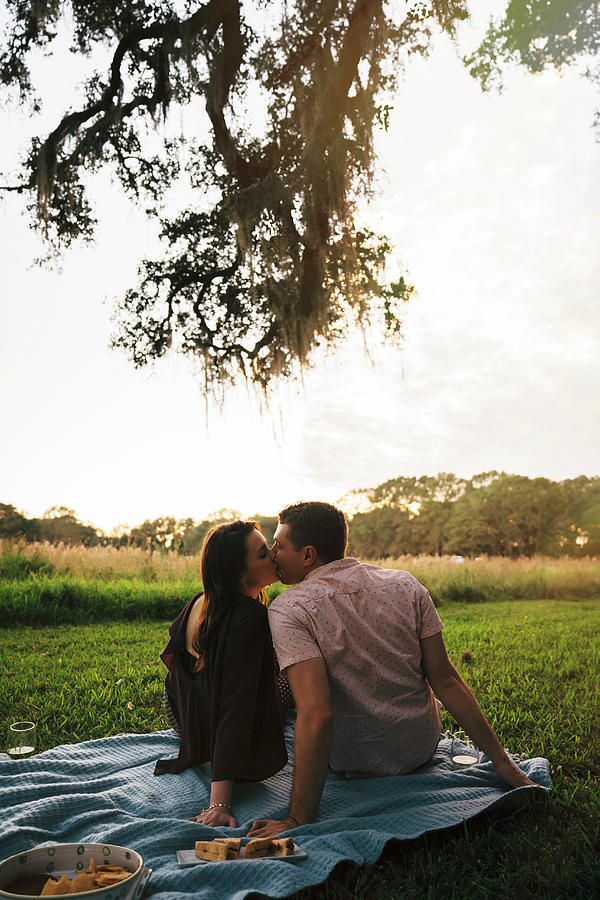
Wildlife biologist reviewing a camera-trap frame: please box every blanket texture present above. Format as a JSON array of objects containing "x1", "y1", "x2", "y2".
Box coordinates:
[{"x1": 0, "y1": 721, "x2": 551, "y2": 900}]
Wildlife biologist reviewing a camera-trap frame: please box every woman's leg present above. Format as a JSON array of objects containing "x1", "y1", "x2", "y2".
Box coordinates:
[{"x1": 163, "y1": 684, "x2": 182, "y2": 736}]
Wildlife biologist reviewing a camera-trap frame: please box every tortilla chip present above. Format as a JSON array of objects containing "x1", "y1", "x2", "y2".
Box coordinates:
[
  {"x1": 93, "y1": 873, "x2": 130, "y2": 887},
  {"x1": 37, "y1": 857, "x2": 131, "y2": 896},
  {"x1": 41, "y1": 874, "x2": 72, "y2": 895},
  {"x1": 70, "y1": 872, "x2": 97, "y2": 893}
]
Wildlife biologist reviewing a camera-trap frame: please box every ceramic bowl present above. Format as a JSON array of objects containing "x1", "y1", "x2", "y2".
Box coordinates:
[{"x1": 0, "y1": 843, "x2": 149, "y2": 900}]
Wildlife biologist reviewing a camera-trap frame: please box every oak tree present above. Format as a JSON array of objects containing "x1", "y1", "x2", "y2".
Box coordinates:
[
  {"x1": 1, "y1": 2, "x2": 597, "y2": 393},
  {"x1": 0, "y1": 0, "x2": 468, "y2": 393}
]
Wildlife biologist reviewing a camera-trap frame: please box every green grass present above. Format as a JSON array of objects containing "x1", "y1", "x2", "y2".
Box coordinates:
[
  {"x1": 2, "y1": 542, "x2": 599, "y2": 629},
  {"x1": 0, "y1": 576, "x2": 286, "y2": 626},
  {"x1": 1, "y1": 563, "x2": 598, "y2": 627},
  {"x1": 1, "y1": 598, "x2": 598, "y2": 898}
]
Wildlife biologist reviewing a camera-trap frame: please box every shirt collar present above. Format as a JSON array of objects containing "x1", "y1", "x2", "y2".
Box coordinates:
[{"x1": 304, "y1": 557, "x2": 359, "y2": 581}]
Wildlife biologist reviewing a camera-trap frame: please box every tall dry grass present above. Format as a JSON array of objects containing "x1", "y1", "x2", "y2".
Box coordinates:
[
  {"x1": 372, "y1": 554, "x2": 600, "y2": 601},
  {"x1": 1, "y1": 540, "x2": 598, "y2": 598},
  {"x1": 0, "y1": 539, "x2": 200, "y2": 581}
]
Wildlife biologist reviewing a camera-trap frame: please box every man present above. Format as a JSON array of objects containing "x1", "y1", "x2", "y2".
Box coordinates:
[{"x1": 248, "y1": 501, "x2": 536, "y2": 839}]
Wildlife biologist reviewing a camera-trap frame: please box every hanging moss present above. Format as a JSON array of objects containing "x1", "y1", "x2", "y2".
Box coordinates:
[{"x1": 1, "y1": 2, "x2": 479, "y2": 392}]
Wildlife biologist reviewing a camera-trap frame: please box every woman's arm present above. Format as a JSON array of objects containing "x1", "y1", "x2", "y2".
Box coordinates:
[
  {"x1": 188, "y1": 779, "x2": 237, "y2": 826},
  {"x1": 191, "y1": 603, "x2": 285, "y2": 825},
  {"x1": 421, "y1": 632, "x2": 537, "y2": 789}
]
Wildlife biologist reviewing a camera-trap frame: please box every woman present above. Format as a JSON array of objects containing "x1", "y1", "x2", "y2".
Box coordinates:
[{"x1": 154, "y1": 520, "x2": 288, "y2": 827}]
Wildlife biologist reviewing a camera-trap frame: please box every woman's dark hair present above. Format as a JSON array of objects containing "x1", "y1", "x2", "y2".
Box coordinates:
[
  {"x1": 192, "y1": 519, "x2": 262, "y2": 668},
  {"x1": 278, "y1": 501, "x2": 347, "y2": 563}
]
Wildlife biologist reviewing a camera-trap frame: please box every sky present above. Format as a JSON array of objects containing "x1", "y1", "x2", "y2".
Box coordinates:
[{"x1": 1, "y1": 3, "x2": 599, "y2": 532}]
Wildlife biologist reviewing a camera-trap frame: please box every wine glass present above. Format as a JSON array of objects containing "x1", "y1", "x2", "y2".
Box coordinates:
[
  {"x1": 451, "y1": 730, "x2": 479, "y2": 769},
  {"x1": 7, "y1": 721, "x2": 36, "y2": 759}
]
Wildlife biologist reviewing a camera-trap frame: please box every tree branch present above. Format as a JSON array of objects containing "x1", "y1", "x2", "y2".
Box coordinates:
[
  {"x1": 230, "y1": 321, "x2": 278, "y2": 362},
  {"x1": 35, "y1": 0, "x2": 238, "y2": 208}
]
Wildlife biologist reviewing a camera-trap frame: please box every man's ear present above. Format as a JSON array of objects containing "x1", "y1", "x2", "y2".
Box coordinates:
[{"x1": 302, "y1": 545, "x2": 318, "y2": 567}]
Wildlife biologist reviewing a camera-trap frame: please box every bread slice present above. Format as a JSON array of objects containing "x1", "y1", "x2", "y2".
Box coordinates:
[
  {"x1": 270, "y1": 837, "x2": 294, "y2": 856},
  {"x1": 243, "y1": 838, "x2": 273, "y2": 859},
  {"x1": 243, "y1": 837, "x2": 295, "y2": 859},
  {"x1": 214, "y1": 837, "x2": 242, "y2": 859},
  {"x1": 195, "y1": 840, "x2": 230, "y2": 861}
]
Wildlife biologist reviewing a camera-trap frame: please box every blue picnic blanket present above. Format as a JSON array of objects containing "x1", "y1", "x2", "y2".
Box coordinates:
[{"x1": 0, "y1": 721, "x2": 551, "y2": 899}]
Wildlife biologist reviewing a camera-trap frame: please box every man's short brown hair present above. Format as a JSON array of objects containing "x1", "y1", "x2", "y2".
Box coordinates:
[{"x1": 278, "y1": 501, "x2": 347, "y2": 563}]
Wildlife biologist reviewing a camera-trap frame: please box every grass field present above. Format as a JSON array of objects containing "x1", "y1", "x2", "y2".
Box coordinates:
[
  {"x1": 3, "y1": 540, "x2": 600, "y2": 593},
  {"x1": 1, "y1": 597, "x2": 598, "y2": 898},
  {"x1": 2, "y1": 541, "x2": 600, "y2": 626}
]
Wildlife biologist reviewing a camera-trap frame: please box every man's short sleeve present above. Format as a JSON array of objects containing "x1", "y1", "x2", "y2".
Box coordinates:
[
  {"x1": 268, "y1": 596, "x2": 322, "y2": 672},
  {"x1": 416, "y1": 582, "x2": 444, "y2": 639}
]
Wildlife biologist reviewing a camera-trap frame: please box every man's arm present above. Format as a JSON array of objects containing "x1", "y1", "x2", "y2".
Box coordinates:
[
  {"x1": 286, "y1": 657, "x2": 334, "y2": 822},
  {"x1": 421, "y1": 631, "x2": 537, "y2": 789},
  {"x1": 248, "y1": 657, "x2": 333, "y2": 837}
]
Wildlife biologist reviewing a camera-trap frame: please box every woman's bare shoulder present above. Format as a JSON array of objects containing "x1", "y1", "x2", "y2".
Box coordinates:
[{"x1": 185, "y1": 593, "x2": 205, "y2": 656}]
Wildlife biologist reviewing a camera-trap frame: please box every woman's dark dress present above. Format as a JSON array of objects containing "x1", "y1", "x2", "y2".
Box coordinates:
[{"x1": 154, "y1": 593, "x2": 287, "y2": 781}]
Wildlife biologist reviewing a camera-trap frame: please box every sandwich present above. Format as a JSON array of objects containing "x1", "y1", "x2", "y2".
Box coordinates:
[
  {"x1": 244, "y1": 836, "x2": 294, "y2": 859},
  {"x1": 214, "y1": 837, "x2": 242, "y2": 860},
  {"x1": 194, "y1": 840, "x2": 230, "y2": 861}
]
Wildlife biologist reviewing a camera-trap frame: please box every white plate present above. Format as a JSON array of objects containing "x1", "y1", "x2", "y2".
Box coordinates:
[{"x1": 176, "y1": 844, "x2": 307, "y2": 865}]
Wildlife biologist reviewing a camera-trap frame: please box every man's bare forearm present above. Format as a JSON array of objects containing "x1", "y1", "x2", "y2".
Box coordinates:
[
  {"x1": 288, "y1": 709, "x2": 333, "y2": 824},
  {"x1": 433, "y1": 669, "x2": 508, "y2": 765},
  {"x1": 421, "y1": 632, "x2": 536, "y2": 790}
]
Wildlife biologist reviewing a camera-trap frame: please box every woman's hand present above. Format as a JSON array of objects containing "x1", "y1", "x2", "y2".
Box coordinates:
[
  {"x1": 188, "y1": 807, "x2": 238, "y2": 827},
  {"x1": 189, "y1": 780, "x2": 236, "y2": 826}
]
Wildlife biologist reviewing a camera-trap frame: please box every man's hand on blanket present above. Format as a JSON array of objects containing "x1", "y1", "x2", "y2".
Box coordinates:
[
  {"x1": 494, "y1": 757, "x2": 538, "y2": 790},
  {"x1": 188, "y1": 808, "x2": 238, "y2": 827},
  {"x1": 247, "y1": 817, "x2": 297, "y2": 838}
]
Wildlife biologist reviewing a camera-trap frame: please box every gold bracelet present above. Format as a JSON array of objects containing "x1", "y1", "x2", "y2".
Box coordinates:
[{"x1": 200, "y1": 802, "x2": 232, "y2": 815}]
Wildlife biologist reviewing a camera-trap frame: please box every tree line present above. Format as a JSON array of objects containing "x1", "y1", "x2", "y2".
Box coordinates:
[
  {"x1": 344, "y1": 473, "x2": 600, "y2": 558},
  {"x1": 1, "y1": 472, "x2": 599, "y2": 558},
  {"x1": 0, "y1": 504, "x2": 279, "y2": 556}
]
